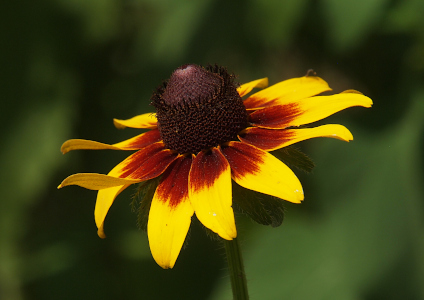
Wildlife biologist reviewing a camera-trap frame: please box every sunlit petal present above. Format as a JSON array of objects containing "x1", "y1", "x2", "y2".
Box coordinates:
[
  {"x1": 239, "y1": 124, "x2": 353, "y2": 151},
  {"x1": 249, "y1": 90, "x2": 373, "y2": 129},
  {"x1": 148, "y1": 156, "x2": 194, "y2": 269},
  {"x1": 221, "y1": 142, "x2": 303, "y2": 203},
  {"x1": 58, "y1": 173, "x2": 140, "y2": 190},
  {"x1": 61, "y1": 129, "x2": 161, "y2": 154},
  {"x1": 237, "y1": 78, "x2": 269, "y2": 97},
  {"x1": 189, "y1": 148, "x2": 236, "y2": 240},
  {"x1": 113, "y1": 113, "x2": 157, "y2": 129},
  {"x1": 244, "y1": 76, "x2": 331, "y2": 110}
]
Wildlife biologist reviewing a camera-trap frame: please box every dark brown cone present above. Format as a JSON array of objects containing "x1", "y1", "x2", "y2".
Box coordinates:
[{"x1": 151, "y1": 64, "x2": 248, "y2": 154}]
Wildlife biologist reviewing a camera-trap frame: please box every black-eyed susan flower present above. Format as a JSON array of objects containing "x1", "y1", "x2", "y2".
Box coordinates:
[{"x1": 59, "y1": 64, "x2": 372, "y2": 269}]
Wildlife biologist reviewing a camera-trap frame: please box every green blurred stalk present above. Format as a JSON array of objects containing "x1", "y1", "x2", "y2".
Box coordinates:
[{"x1": 223, "y1": 237, "x2": 249, "y2": 300}]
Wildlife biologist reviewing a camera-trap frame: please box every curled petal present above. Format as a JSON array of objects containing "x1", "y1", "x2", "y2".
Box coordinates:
[
  {"x1": 189, "y1": 148, "x2": 236, "y2": 240},
  {"x1": 239, "y1": 124, "x2": 353, "y2": 151},
  {"x1": 94, "y1": 157, "x2": 137, "y2": 239},
  {"x1": 114, "y1": 142, "x2": 178, "y2": 181},
  {"x1": 249, "y1": 90, "x2": 373, "y2": 129},
  {"x1": 113, "y1": 113, "x2": 157, "y2": 129},
  {"x1": 237, "y1": 78, "x2": 269, "y2": 97},
  {"x1": 61, "y1": 129, "x2": 161, "y2": 154},
  {"x1": 244, "y1": 76, "x2": 331, "y2": 110},
  {"x1": 58, "y1": 173, "x2": 140, "y2": 190},
  {"x1": 221, "y1": 142, "x2": 303, "y2": 203},
  {"x1": 96, "y1": 184, "x2": 131, "y2": 238},
  {"x1": 148, "y1": 156, "x2": 194, "y2": 269}
]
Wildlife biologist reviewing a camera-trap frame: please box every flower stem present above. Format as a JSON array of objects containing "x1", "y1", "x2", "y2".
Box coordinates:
[{"x1": 223, "y1": 237, "x2": 249, "y2": 300}]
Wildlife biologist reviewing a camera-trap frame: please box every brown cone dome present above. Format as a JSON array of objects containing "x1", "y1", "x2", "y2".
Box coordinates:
[{"x1": 151, "y1": 64, "x2": 248, "y2": 154}]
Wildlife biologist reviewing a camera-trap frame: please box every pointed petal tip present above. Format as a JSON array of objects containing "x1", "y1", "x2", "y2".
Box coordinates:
[
  {"x1": 113, "y1": 113, "x2": 158, "y2": 129},
  {"x1": 97, "y1": 227, "x2": 106, "y2": 239},
  {"x1": 157, "y1": 261, "x2": 174, "y2": 269},
  {"x1": 296, "y1": 189, "x2": 304, "y2": 203},
  {"x1": 113, "y1": 118, "x2": 125, "y2": 129},
  {"x1": 238, "y1": 77, "x2": 269, "y2": 97},
  {"x1": 220, "y1": 231, "x2": 237, "y2": 240},
  {"x1": 287, "y1": 188, "x2": 304, "y2": 204},
  {"x1": 342, "y1": 90, "x2": 373, "y2": 107},
  {"x1": 60, "y1": 141, "x2": 72, "y2": 154}
]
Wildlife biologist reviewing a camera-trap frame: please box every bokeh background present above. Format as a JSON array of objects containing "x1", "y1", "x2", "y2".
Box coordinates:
[{"x1": 2, "y1": 0, "x2": 424, "y2": 299}]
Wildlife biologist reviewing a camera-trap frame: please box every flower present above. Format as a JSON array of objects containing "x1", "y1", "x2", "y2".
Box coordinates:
[{"x1": 59, "y1": 64, "x2": 372, "y2": 268}]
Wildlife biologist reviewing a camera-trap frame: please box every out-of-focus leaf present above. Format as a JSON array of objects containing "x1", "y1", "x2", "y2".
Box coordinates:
[
  {"x1": 56, "y1": 0, "x2": 120, "y2": 43},
  {"x1": 271, "y1": 146, "x2": 315, "y2": 173},
  {"x1": 131, "y1": 177, "x2": 161, "y2": 232},
  {"x1": 322, "y1": 0, "x2": 389, "y2": 52},
  {"x1": 384, "y1": 0, "x2": 424, "y2": 33},
  {"x1": 210, "y1": 94, "x2": 424, "y2": 299},
  {"x1": 0, "y1": 51, "x2": 77, "y2": 298},
  {"x1": 143, "y1": 0, "x2": 213, "y2": 63},
  {"x1": 118, "y1": 230, "x2": 151, "y2": 261},
  {"x1": 232, "y1": 181, "x2": 285, "y2": 228},
  {"x1": 246, "y1": 0, "x2": 308, "y2": 47}
]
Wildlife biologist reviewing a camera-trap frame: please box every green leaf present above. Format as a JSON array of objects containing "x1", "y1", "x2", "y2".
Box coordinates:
[
  {"x1": 232, "y1": 181, "x2": 284, "y2": 228},
  {"x1": 322, "y1": 0, "x2": 389, "y2": 51},
  {"x1": 131, "y1": 177, "x2": 161, "y2": 232},
  {"x1": 246, "y1": 0, "x2": 309, "y2": 47},
  {"x1": 271, "y1": 146, "x2": 315, "y2": 173}
]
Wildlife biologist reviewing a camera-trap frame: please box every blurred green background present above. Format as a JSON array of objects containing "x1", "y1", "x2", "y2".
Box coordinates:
[{"x1": 2, "y1": 0, "x2": 424, "y2": 299}]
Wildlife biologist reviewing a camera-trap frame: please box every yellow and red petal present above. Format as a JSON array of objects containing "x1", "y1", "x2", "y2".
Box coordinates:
[
  {"x1": 189, "y1": 148, "x2": 236, "y2": 241},
  {"x1": 249, "y1": 90, "x2": 373, "y2": 129},
  {"x1": 61, "y1": 129, "x2": 161, "y2": 154},
  {"x1": 58, "y1": 173, "x2": 140, "y2": 190},
  {"x1": 221, "y1": 142, "x2": 303, "y2": 203},
  {"x1": 243, "y1": 76, "x2": 331, "y2": 110},
  {"x1": 239, "y1": 124, "x2": 353, "y2": 151},
  {"x1": 237, "y1": 78, "x2": 269, "y2": 97},
  {"x1": 113, "y1": 142, "x2": 178, "y2": 181},
  {"x1": 148, "y1": 155, "x2": 194, "y2": 269},
  {"x1": 113, "y1": 113, "x2": 157, "y2": 129}
]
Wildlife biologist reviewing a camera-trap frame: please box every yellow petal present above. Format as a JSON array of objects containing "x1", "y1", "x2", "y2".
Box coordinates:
[
  {"x1": 290, "y1": 91, "x2": 373, "y2": 127},
  {"x1": 58, "y1": 173, "x2": 140, "y2": 190},
  {"x1": 95, "y1": 161, "x2": 134, "y2": 238},
  {"x1": 95, "y1": 184, "x2": 130, "y2": 238},
  {"x1": 221, "y1": 142, "x2": 304, "y2": 203},
  {"x1": 189, "y1": 148, "x2": 236, "y2": 240},
  {"x1": 237, "y1": 78, "x2": 269, "y2": 97},
  {"x1": 250, "y1": 90, "x2": 373, "y2": 129},
  {"x1": 243, "y1": 76, "x2": 331, "y2": 109},
  {"x1": 113, "y1": 113, "x2": 157, "y2": 129},
  {"x1": 61, "y1": 130, "x2": 161, "y2": 154},
  {"x1": 148, "y1": 156, "x2": 194, "y2": 269},
  {"x1": 239, "y1": 124, "x2": 353, "y2": 151}
]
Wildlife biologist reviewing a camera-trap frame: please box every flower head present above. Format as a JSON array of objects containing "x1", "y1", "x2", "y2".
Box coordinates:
[{"x1": 59, "y1": 64, "x2": 372, "y2": 268}]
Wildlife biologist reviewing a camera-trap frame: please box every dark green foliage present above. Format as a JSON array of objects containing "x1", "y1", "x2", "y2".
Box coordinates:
[
  {"x1": 232, "y1": 181, "x2": 285, "y2": 228},
  {"x1": 8, "y1": 0, "x2": 424, "y2": 299},
  {"x1": 131, "y1": 177, "x2": 161, "y2": 232},
  {"x1": 201, "y1": 220, "x2": 222, "y2": 241},
  {"x1": 271, "y1": 146, "x2": 315, "y2": 173}
]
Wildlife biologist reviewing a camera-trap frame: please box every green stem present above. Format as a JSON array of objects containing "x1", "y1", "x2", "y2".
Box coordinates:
[{"x1": 223, "y1": 237, "x2": 249, "y2": 300}]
